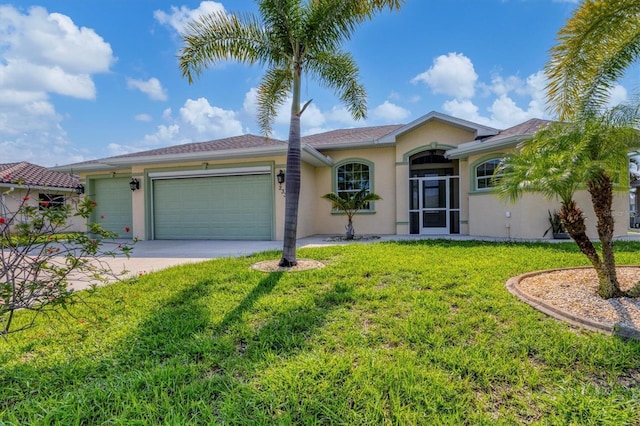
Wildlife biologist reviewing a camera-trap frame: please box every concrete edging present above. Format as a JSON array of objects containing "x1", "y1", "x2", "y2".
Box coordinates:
[{"x1": 506, "y1": 267, "x2": 640, "y2": 340}]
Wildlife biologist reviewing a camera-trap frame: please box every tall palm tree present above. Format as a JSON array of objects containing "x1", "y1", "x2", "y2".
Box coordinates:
[
  {"x1": 496, "y1": 103, "x2": 640, "y2": 298},
  {"x1": 179, "y1": 0, "x2": 403, "y2": 267},
  {"x1": 545, "y1": 0, "x2": 640, "y2": 120},
  {"x1": 322, "y1": 186, "x2": 382, "y2": 239}
]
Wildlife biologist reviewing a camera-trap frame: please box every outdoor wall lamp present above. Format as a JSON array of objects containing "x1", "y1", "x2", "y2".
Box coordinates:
[
  {"x1": 276, "y1": 170, "x2": 285, "y2": 195},
  {"x1": 129, "y1": 178, "x2": 140, "y2": 191},
  {"x1": 74, "y1": 184, "x2": 85, "y2": 195}
]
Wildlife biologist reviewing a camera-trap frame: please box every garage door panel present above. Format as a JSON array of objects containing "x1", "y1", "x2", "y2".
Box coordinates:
[
  {"x1": 92, "y1": 178, "x2": 133, "y2": 238},
  {"x1": 153, "y1": 175, "x2": 273, "y2": 240}
]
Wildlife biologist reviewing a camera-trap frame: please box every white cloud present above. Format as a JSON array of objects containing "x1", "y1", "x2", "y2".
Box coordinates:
[
  {"x1": 138, "y1": 98, "x2": 243, "y2": 149},
  {"x1": 179, "y1": 97, "x2": 243, "y2": 135},
  {"x1": 0, "y1": 5, "x2": 114, "y2": 165},
  {"x1": 106, "y1": 143, "x2": 142, "y2": 157},
  {"x1": 442, "y1": 99, "x2": 490, "y2": 126},
  {"x1": 162, "y1": 108, "x2": 173, "y2": 120},
  {"x1": 324, "y1": 106, "x2": 360, "y2": 126},
  {"x1": 606, "y1": 84, "x2": 628, "y2": 108},
  {"x1": 412, "y1": 52, "x2": 478, "y2": 99},
  {"x1": 441, "y1": 67, "x2": 551, "y2": 129},
  {"x1": 141, "y1": 124, "x2": 185, "y2": 147},
  {"x1": 299, "y1": 103, "x2": 326, "y2": 128},
  {"x1": 134, "y1": 113, "x2": 153, "y2": 122},
  {"x1": 127, "y1": 77, "x2": 168, "y2": 101},
  {"x1": 371, "y1": 101, "x2": 411, "y2": 122},
  {"x1": 489, "y1": 95, "x2": 539, "y2": 126},
  {"x1": 481, "y1": 73, "x2": 525, "y2": 97},
  {"x1": 154, "y1": 1, "x2": 226, "y2": 35}
]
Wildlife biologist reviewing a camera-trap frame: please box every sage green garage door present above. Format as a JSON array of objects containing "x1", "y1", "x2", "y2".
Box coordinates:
[
  {"x1": 92, "y1": 177, "x2": 133, "y2": 238},
  {"x1": 152, "y1": 174, "x2": 273, "y2": 240}
]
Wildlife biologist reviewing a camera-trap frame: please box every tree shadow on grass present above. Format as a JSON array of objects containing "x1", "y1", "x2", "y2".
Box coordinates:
[
  {"x1": 213, "y1": 271, "x2": 284, "y2": 337},
  {"x1": 1, "y1": 267, "x2": 355, "y2": 424}
]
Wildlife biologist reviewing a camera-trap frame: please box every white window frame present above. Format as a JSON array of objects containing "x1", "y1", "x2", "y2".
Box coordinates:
[
  {"x1": 335, "y1": 161, "x2": 373, "y2": 211},
  {"x1": 475, "y1": 158, "x2": 502, "y2": 190}
]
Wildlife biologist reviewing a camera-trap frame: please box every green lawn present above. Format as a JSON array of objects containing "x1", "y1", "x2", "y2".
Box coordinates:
[{"x1": 1, "y1": 240, "x2": 639, "y2": 425}]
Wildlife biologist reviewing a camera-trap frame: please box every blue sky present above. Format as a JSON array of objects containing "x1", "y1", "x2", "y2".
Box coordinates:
[{"x1": 1, "y1": 0, "x2": 637, "y2": 166}]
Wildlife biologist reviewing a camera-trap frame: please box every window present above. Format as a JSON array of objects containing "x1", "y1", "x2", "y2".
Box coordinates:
[
  {"x1": 336, "y1": 161, "x2": 373, "y2": 208},
  {"x1": 39, "y1": 193, "x2": 65, "y2": 210},
  {"x1": 475, "y1": 159, "x2": 502, "y2": 190}
]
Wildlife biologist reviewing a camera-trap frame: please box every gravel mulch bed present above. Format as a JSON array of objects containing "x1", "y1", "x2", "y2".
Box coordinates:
[{"x1": 512, "y1": 267, "x2": 640, "y2": 338}]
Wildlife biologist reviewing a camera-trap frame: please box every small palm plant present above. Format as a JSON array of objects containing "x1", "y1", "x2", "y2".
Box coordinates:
[
  {"x1": 322, "y1": 187, "x2": 381, "y2": 240},
  {"x1": 495, "y1": 103, "x2": 640, "y2": 298}
]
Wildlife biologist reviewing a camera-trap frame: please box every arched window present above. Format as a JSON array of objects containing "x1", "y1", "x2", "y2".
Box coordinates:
[
  {"x1": 336, "y1": 161, "x2": 373, "y2": 208},
  {"x1": 475, "y1": 158, "x2": 502, "y2": 190}
]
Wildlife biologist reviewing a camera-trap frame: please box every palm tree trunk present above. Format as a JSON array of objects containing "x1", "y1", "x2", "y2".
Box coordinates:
[
  {"x1": 279, "y1": 113, "x2": 301, "y2": 267},
  {"x1": 559, "y1": 200, "x2": 606, "y2": 277},
  {"x1": 279, "y1": 63, "x2": 303, "y2": 268},
  {"x1": 587, "y1": 176, "x2": 624, "y2": 298},
  {"x1": 346, "y1": 218, "x2": 355, "y2": 240}
]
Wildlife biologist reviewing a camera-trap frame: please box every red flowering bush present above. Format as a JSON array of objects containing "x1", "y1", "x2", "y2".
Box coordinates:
[{"x1": 0, "y1": 190, "x2": 134, "y2": 335}]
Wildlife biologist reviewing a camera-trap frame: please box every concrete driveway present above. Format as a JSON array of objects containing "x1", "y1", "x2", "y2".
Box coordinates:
[{"x1": 67, "y1": 236, "x2": 342, "y2": 290}]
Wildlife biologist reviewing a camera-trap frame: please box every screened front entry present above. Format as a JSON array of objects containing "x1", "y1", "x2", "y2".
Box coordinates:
[{"x1": 409, "y1": 150, "x2": 460, "y2": 235}]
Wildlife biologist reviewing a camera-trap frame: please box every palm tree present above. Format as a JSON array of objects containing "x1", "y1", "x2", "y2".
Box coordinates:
[
  {"x1": 545, "y1": 0, "x2": 640, "y2": 120},
  {"x1": 496, "y1": 103, "x2": 640, "y2": 298},
  {"x1": 322, "y1": 186, "x2": 381, "y2": 239},
  {"x1": 178, "y1": 0, "x2": 403, "y2": 267}
]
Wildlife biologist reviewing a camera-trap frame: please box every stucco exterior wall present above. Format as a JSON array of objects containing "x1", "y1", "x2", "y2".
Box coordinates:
[
  {"x1": 294, "y1": 161, "x2": 319, "y2": 239},
  {"x1": 394, "y1": 120, "x2": 477, "y2": 163},
  {"x1": 469, "y1": 191, "x2": 629, "y2": 239},
  {"x1": 312, "y1": 147, "x2": 396, "y2": 236},
  {"x1": 0, "y1": 187, "x2": 86, "y2": 233},
  {"x1": 458, "y1": 158, "x2": 471, "y2": 234}
]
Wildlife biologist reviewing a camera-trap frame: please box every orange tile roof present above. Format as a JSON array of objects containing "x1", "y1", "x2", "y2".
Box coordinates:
[{"x1": 0, "y1": 162, "x2": 79, "y2": 188}]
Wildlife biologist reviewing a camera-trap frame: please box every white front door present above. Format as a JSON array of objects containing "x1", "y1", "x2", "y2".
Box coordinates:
[{"x1": 410, "y1": 176, "x2": 460, "y2": 235}]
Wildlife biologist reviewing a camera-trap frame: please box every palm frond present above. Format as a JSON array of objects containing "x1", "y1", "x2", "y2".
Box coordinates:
[
  {"x1": 179, "y1": 11, "x2": 268, "y2": 84},
  {"x1": 307, "y1": 51, "x2": 367, "y2": 120},
  {"x1": 322, "y1": 187, "x2": 381, "y2": 218},
  {"x1": 545, "y1": 0, "x2": 640, "y2": 119},
  {"x1": 256, "y1": 68, "x2": 292, "y2": 135}
]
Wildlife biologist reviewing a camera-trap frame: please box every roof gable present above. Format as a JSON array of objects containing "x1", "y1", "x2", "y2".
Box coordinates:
[
  {"x1": 378, "y1": 111, "x2": 500, "y2": 143},
  {"x1": 302, "y1": 125, "x2": 403, "y2": 148}
]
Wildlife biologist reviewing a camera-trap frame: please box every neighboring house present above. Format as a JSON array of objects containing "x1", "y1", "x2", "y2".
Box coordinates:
[
  {"x1": 0, "y1": 162, "x2": 85, "y2": 232},
  {"x1": 51, "y1": 111, "x2": 630, "y2": 241}
]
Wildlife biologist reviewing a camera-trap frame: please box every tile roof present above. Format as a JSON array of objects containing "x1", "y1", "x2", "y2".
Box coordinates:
[
  {"x1": 482, "y1": 118, "x2": 552, "y2": 143},
  {"x1": 302, "y1": 125, "x2": 403, "y2": 147},
  {"x1": 108, "y1": 134, "x2": 287, "y2": 160},
  {"x1": 0, "y1": 162, "x2": 79, "y2": 188},
  {"x1": 53, "y1": 116, "x2": 550, "y2": 170},
  {"x1": 59, "y1": 134, "x2": 288, "y2": 169}
]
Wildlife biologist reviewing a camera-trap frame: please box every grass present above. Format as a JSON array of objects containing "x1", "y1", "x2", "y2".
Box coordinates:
[{"x1": 1, "y1": 239, "x2": 640, "y2": 425}]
